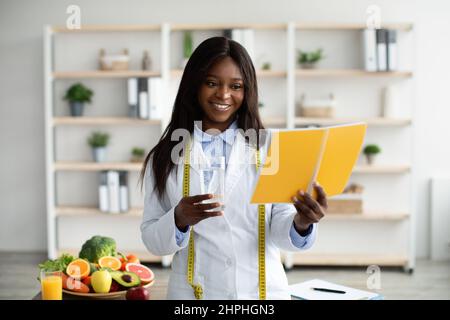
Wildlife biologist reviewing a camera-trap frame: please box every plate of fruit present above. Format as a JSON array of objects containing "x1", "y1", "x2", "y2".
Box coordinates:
[{"x1": 38, "y1": 236, "x2": 155, "y2": 300}]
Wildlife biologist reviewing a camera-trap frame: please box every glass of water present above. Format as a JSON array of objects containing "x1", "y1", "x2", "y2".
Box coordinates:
[{"x1": 199, "y1": 156, "x2": 225, "y2": 211}]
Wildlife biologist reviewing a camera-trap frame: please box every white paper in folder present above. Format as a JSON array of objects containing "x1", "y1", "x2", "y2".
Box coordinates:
[{"x1": 289, "y1": 279, "x2": 382, "y2": 300}]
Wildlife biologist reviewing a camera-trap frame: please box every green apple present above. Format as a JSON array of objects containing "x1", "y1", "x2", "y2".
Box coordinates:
[{"x1": 91, "y1": 270, "x2": 112, "y2": 293}]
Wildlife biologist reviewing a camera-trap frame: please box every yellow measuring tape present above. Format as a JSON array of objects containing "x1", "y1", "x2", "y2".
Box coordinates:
[
  {"x1": 256, "y1": 149, "x2": 266, "y2": 300},
  {"x1": 183, "y1": 140, "x2": 266, "y2": 300},
  {"x1": 183, "y1": 139, "x2": 204, "y2": 300}
]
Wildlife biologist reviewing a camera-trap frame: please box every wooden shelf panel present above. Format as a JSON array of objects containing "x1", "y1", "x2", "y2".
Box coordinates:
[
  {"x1": 53, "y1": 117, "x2": 161, "y2": 126},
  {"x1": 171, "y1": 23, "x2": 286, "y2": 31},
  {"x1": 58, "y1": 249, "x2": 162, "y2": 263},
  {"x1": 262, "y1": 117, "x2": 286, "y2": 127},
  {"x1": 295, "y1": 22, "x2": 413, "y2": 31},
  {"x1": 52, "y1": 25, "x2": 161, "y2": 33},
  {"x1": 284, "y1": 253, "x2": 408, "y2": 267},
  {"x1": 353, "y1": 165, "x2": 410, "y2": 174},
  {"x1": 295, "y1": 117, "x2": 411, "y2": 127},
  {"x1": 53, "y1": 70, "x2": 161, "y2": 79},
  {"x1": 325, "y1": 212, "x2": 409, "y2": 221},
  {"x1": 171, "y1": 69, "x2": 287, "y2": 78},
  {"x1": 54, "y1": 161, "x2": 142, "y2": 172},
  {"x1": 295, "y1": 69, "x2": 413, "y2": 78},
  {"x1": 56, "y1": 206, "x2": 142, "y2": 217}
]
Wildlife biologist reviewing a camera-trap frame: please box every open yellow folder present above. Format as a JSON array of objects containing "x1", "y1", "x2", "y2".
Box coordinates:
[{"x1": 251, "y1": 122, "x2": 367, "y2": 204}]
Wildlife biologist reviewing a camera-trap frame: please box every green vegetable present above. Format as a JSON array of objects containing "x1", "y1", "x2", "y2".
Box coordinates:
[
  {"x1": 37, "y1": 253, "x2": 75, "y2": 281},
  {"x1": 78, "y1": 235, "x2": 117, "y2": 263},
  {"x1": 38, "y1": 253, "x2": 74, "y2": 272}
]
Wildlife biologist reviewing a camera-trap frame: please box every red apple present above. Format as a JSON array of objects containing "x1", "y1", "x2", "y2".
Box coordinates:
[{"x1": 126, "y1": 287, "x2": 150, "y2": 300}]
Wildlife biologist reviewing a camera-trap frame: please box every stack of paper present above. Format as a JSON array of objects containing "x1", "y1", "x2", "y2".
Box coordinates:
[{"x1": 289, "y1": 279, "x2": 383, "y2": 300}]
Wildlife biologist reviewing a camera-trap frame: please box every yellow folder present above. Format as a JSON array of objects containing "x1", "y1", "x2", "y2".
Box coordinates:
[{"x1": 251, "y1": 123, "x2": 367, "y2": 204}]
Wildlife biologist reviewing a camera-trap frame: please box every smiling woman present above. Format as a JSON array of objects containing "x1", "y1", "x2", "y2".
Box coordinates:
[{"x1": 139, "y1": 36, "x2": 323, "y2": 300}]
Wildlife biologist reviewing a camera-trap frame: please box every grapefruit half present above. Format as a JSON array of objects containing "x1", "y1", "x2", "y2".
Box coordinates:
[{"x1": 125, "y1": 263, "x2": 155, "y2": 284}]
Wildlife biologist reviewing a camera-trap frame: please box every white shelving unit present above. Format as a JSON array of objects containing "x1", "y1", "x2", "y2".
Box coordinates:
[{"x1": 44, "y1": 22, "x2": 415, "y2": 271}]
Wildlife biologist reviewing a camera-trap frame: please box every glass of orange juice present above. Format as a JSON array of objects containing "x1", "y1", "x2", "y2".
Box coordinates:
[{"x1": 40, "y1": 271, "x2": 63, "y2": 300}]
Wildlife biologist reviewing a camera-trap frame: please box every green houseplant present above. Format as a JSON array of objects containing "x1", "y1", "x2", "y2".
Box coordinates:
[
  {"x1": 181, "y1": 31, "x2": 193, "y2": 68},
  {"x1": 131, "y1": 147, "x2": 145, "y2": 163},
  {"x1": 297, "y1": 48, "x2": 324, "y2": 69},
  {"x1": 363, "y1": 144, "x2": 381, "y2": 165},
  {"x1": 64, "y1": 83, "x2": 94, "y2": 117},
  {"x1": 88, "y1": 132, "x2": 110, "y2": 162}
]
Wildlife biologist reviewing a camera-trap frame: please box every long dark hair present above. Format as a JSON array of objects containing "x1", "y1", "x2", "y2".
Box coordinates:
[{"x1": 139, "y1": 36, "x2": 264, "y2": 198}]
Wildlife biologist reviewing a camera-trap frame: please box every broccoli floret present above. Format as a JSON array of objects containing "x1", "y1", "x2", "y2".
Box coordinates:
[{"x1": 78, "y1": 235, "x2": 117, "y2": 263}]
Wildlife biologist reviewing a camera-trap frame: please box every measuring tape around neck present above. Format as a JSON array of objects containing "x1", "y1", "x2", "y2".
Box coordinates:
[{"x1": 182, "y1": 140, "x2": 266, "y2": 300}]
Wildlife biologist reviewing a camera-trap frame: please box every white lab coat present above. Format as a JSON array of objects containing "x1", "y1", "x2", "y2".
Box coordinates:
[{"x1": 141, "y1": 131, "x2": 317, "y2": 300}]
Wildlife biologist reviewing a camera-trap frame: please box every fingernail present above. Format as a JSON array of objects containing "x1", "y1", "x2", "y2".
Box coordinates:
[
  {"x1": 300, "y1": 190, "x2": 304, "y2": 196},
  {"x1": 292, "y1": 196, "x2": 298, "y2": 202},
  {"x1": 315, "y1": 181, "x2": 320, "y2": 186}
]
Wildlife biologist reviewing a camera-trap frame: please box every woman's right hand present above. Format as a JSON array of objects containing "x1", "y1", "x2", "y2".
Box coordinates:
[{"x1": 174, "y1": 194, "x2": 224, "y2": 231}]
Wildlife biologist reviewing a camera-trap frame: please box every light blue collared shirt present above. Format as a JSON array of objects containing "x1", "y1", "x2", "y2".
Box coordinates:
[{"x1": 175, "y1": 121, "x2": 313, "y2": 248}]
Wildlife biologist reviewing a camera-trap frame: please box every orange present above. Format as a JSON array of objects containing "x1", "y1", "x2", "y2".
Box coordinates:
[
  {"x1": 66, "y1": 259, "x2": 90, "y2": 280},
  {"x1": 98, "y1": 256, "x2": 122, "y2": 271}
]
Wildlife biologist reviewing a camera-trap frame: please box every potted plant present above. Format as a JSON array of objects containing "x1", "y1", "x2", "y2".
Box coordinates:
[
  {"x1": 131, "y1": 147, "x2": 145, "y2": 163},
  {"x1": 297, "y1": 48, "x2": 324, "y2": 69},
  {"x1": 363, "y1": 144, "x2": 381, "y2": 165},
  {"x1": 88, "y1": 132, "x2": 110, "y2": 162},
  {"x1": 261, "y1": 62, "x2": 271, "y2": 70},
  {"x1": 64, "y1": 83, "x2": 94, "y2": 117},
  {"x1": 181, "y1": 31, "x2": 193, "y2": 68}
]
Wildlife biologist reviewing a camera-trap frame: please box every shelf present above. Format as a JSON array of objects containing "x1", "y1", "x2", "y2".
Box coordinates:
[
  {"x1": 58, "y1": 248, "x2": 162, "y2": 263},
  {"x1": 295, "y1": 22, "x2": 413, "y2": 31},
  {"x1": 52, "y1": 70, "x2": 161, "y2": 79},
  {"x1": 325, "y1": 212, "x2": 409, "y2": 221},
  {"x1": 53, "y1": 117, "x2": 161, "y2": 126},
  {"x1": 295, "y1": 69, "x2": 413, "y2": 78},
  {"x1": 56, "y1": 206, "x2": 142, "y2": 217},
  {"x1": 171, "y1": 23, "x2": 286, "y2": 31},
  {"x1": 54, "y1": 161, "x2": 142, "y2": 172},
  {"x1": 284, "y1": 253, "x2": 408, "y2": 267},
  {"x1": 295, "y1": 117, "x2": 412, "y2": 127},
  {"x1": 170, "y1": 69, "x2": 287, "y2": 78},
  {"x1": 353, "y1": 165, "x2": 410, "y2": 174},
  {"x1": 52, "y1": 25, "x2": 161, "y2": 33},
  {"x1": 262, "y1": 117, "x2": 286, "y2": 127}
]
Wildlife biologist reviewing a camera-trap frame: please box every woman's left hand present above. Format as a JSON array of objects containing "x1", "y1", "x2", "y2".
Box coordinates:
[{"x1": 292, "y1": 181, "x2": 327, "y2": 234}]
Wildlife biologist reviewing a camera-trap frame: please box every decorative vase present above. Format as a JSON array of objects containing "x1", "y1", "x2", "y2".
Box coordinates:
[
  {"x1": 300, "y1": 62, "x2": 317, "y2": 69},
  {"x1": 70, "y1": 102, "x2": 84, "y2": 117},
  {"x1": 93, "y1": 147, "x2": 107, "y2": 162},
  {"x1": 366, "y1": 154, "x2": 375, "y2": 165}
]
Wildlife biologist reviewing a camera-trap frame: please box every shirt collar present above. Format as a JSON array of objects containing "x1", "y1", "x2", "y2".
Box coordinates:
[{"x1": 194, "y1": 120, "x2": 238, "y2": 146}]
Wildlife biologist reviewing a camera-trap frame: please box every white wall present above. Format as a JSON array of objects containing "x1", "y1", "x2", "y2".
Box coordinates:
[{"x1": 0, "y1": 0, "x2": 449, "y2": 258}]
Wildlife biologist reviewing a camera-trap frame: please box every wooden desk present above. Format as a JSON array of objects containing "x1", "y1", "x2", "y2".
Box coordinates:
[{"x1": 33, "y1": 279, "x2": 168, "y2": 300}]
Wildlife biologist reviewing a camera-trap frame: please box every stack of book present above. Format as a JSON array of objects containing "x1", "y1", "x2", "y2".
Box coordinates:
[
  {"x1": 362, "y1": 28, "x2": 397, "y2": 72},
  {"x1": 127, "y1": 77, "x2": 163, "y2": 119},
  {"x1": 98, "y1": 171, "x2": 129, "y2": 213}
]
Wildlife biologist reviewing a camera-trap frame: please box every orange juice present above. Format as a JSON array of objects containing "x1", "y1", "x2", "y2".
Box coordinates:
[{"x1": 41, "y1": 273, "x2": 62, "y2": 300}]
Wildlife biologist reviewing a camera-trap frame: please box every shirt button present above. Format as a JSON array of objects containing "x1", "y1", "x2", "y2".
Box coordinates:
[{"x1": 226, "y1": 258, "x2": 232, "y2": 267}]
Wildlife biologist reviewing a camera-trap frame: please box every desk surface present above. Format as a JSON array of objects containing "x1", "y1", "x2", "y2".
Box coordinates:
[{"x1": 33, "y1": 279, "x2": 168, "y2": 300}]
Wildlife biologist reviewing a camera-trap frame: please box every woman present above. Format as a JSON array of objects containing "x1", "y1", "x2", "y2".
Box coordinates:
[{"x1": 140, "y1": 37, "x2": 327, "y2": 300}]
